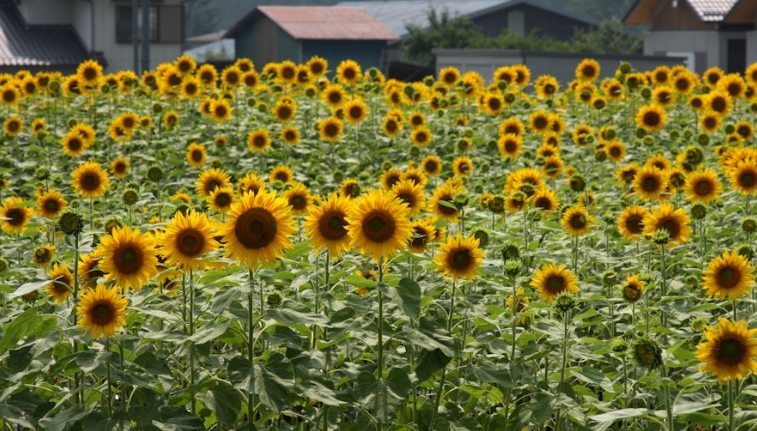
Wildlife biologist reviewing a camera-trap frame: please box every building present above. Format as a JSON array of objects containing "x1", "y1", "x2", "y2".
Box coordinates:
[
  {"x1": 0, "y1": 0, "x2": 184, "y2": 74},
  {"x1": 624, "y1": 0, "x2": 757, "y2": 74},
  {"x1": 225, "y1": 6, "x2": 399, "y2": 73}
]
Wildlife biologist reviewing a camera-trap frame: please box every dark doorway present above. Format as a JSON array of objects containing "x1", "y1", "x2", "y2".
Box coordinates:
[{"x1": 727, "y1": 39, "x2": 746, "y2": 74}]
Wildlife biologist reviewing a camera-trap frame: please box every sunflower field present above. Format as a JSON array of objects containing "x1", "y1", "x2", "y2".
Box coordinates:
[{"x1": 2, "y1": 55, "x2": 757, "y2": 431}]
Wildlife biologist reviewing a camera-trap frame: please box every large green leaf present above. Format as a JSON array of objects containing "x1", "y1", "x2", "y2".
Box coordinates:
[
  {"x1": 195, "y1": 381, "x2": 241, "y2": 426},
  {"x1": 228, "y1": 355, "x2": 293, "y2": 412},
  {"x1": 415, "y1": 348, "x2": 450, "y2": 383},
  {"x1": 0, "y1": 308, "x2": 58, "y2": 356},
  {"x1": 393, "y1": 277, "x2": 421, "y2": 319}
]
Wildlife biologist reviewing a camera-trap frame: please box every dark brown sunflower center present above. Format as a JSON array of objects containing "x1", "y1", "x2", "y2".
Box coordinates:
[
  {"x1": 235, "y1": 207, "x2": 277, "y2": 249},
  {"x1": 290, "y1": 195, "x2": 306, "y2": 210},
  {"x1": 739, "y1": 172, "x2": 756, "y2": 188},
  {"x1": 205, "y1": 180, "x2": 221, "y2": 194},
  {"x1": 610, "y1": 147, "x2": 622, "y2": 157},
  {"x1": 385, "y1": 120, "x2": 398, "y2": 133},
  {"x1": 411, "y1": 227, "x2": 428, "y2": 247},
  {"x1": 362, "y1": 210, "x2": 396, "y2": 243},
  {"x1": 83, "y1": 67, "x2": 97, "y2": 81},
  {"x1": 415, "y1": 132, "x2": 429, "y2": 144},
  {"x1": 623, "y1": 284, "x2": 640, "y2": 301},
  {"x1": 215, "y1": 105, "x2": 228, "y2": 117},
  {"x1": 718, "y1": 338, "x2": 745, "y2": 365},
  {"x1": 626, "y1": 214, "x2": 644, "y2": 234},
  {"x1": 44, "y1": 199, "x2": 60, "y2": 213},
  {"x1": 546, "y1": 275, "x2": 565, "y2": 294},
  {"x1": 425, "y1": 161, "x2": 438, "y2": 172},
  {"x1": 711, "y1": 98, "x2": 726, "y2": 112},
  {"x1": 438, "y1": 197, "x2": 457, "y2": 215},
  {"x1": 534, "y1": 197, "x2": 552, "y2": 210},
  {"x1": 570, "y1": 214, "x2": 587, "y2": 229},
  {"x1": 328, "y1": 92, "x2": 342, "y2": 104},
  {"x1": 253, "y1": 136, "x2": 266, "y2": 147},
  {"x1": 115, "y1": 246, "x2": 142, "y2": 274},
  {"x1": 214, "y1": 193, "x2": 231, "y2": 207},
  {"x1": 349, "y1": 107, "x2": 363, "y2": 119},
  {"x1": 177, "y1": 228, "x2": 205, "y2": 257},
  {"x1": 82, "y1": 173, "x2": 99, "y2": 190},
  {"x1": 91, "y1": 303, "x2": 113, "y2": 325},
  {"x1": 642, "y1": 176, "x2": 659, "y2": 191},
  {"x1": 451, "y1": 249, "x2": 471, "y2": 267},
  {"x1": 504, "y1": 140, "x2": 518, "y2": 153},
  {"x1": 324, "y1": 124, "x2": 338, "y2": 137},
  {"x1": 643, "y1": 112, "x2": 660, "y2": 127},
  {"x1": 458, "y1": 163, "x2": 470, "y2": 174},
  {"x1": 534, "y1": 117, "x2": 548, "y2": 129},
  {"x1": 342, "y1": 68, "x2": 356, "y2": 80},
  {"x1": 277, "y1": 106, "x2": 292, "y2": 119},
  {"x1": 660, "y1": 219, "x2": 679, "y2": 239},
  {"x1": 582, "y1": 66, "x2": 595, "y2": 77},
  {"x1": 319, "y1": 212, "x2": 348, "y2": 241},
  {"x1": 68, "y1": 138, "x2": 82, "y2": 151},
  {"x1": 488, "y1": 98, "x2": 502, "y2": 110},
  {"x1": 717, "y1": 266, "x2": 740, "y2": 289},
  {"x1": 695, "y1": 180, "x2": 712, "y2": 195},
  {"x1": 191, "y1": 150, "x2": 203, "y2": 162}
]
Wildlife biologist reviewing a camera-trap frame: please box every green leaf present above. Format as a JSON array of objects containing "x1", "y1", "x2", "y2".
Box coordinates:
[
  {"x1": 393, "y1": 278, "x2": 421, "y2": 319},
  {"x1": 9, "y1": 278, "x2": 52, "y2": 299},
  {"x1": 415, "y1": 348, "x2": 451, "y2": 383},
  {"x1": 355, "y1": 373, "x2": 403, "y2": 425},
  {"x1": 38, "y1": 405, "x2": 88, "y2": 431},
  {"x1": 676, "y1": 412, "x2": 723, "y2": 426},
  {"x1": 188, "y1": 320, "x2": 229, "y2": 345},
  {"x1": 401, "y1": 326, "x2": 455, "y2": 357},
  {"x1": 195, "y1": 381, "x2": 241, "y2": 426},
  {"x1": 0, "y1": 402, "x2": 35, "y2": 428},
  {"x1": 531, "y1": 392, "x2": 552, "y2": 423},
  {"x1": 228, "y1": 355, "x2": 292, "y2": 412},
  {"x1": 153, "y1": 405, "x2": 205, "y2": 431},
  {"x1": 591, "y1": 408, "x2": 649, "y2": 423},
  {"x1": 0, "y1": 308, "x2": 58, "y2": 356},
  {"x1": 474, "y1": 365, "x2": 513, "y2": 389},
  {"x1": 344, "y1": 274, "x2": 377, "y2": 288},
  {"x1": 266, "y1": 308, "x2": 329, "y2": 325}
]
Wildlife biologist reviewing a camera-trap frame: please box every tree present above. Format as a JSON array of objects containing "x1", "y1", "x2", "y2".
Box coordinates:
[
  {"x1": 184, "y1": 0, "x2": 220, "y2": 38},
  {"x1": 402, "y1": 8, "x2": 487, "y2": 68}
]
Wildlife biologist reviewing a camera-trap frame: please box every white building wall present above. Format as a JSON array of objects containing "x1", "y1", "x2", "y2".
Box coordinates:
[
  {"x1": 643, "y1": 31, "x2": 719, "y2": 72},
  {"x1": 18, "y1": 0, "x2": 73, "y2": 25},
  {"x1": 72, "y1": 0, "x2": 93, "y2": 52},
  {"x1": 745, "y1": 30, "x2": 757, "y2": 66}
]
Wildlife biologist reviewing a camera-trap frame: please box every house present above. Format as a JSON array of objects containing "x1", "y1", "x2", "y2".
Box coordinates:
[
  {"x1": 1, "y1": 0, "x2": 184, "y2": 74},
  {"x1": 624, "y1": 0, "x2": 757, "y2": 74},
  {"x1": 225, "y1": 6, "x2": 399, "y2": 73}
]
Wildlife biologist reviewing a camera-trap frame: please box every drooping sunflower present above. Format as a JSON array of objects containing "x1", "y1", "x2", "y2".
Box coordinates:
[
  {"x1": 283, "y1": 182, "x2": 314, "y2": 215},
  {"x1": 336, "y1": 59, "x2": 362, "y2": 86},
  {"x1": 208, "y1": 186, "x2": 235, "y2": 214},
  {"x1": 390, "y1": 179, "x2": 426, "y2": 216},
  {"x1": 195, "y1": 167, "x2": 231, "y2": 198},
  {"x1": 97, "y1": 225, "x2": 158, "y2": 291},
  {"x1": 161, "y1": 210, "x2": 219, "y2": 271},
  {"x1": 621, "y1": 274, "x2": 646, "y2": 303},
  {"x1": 729, "y1": 159, "x2": 757, "y2": 195},
  {"x1": 318, "y1": 117, "x2": 344, "y2": 142},
  {"x1": 77, "y1": 283, "x2": 128, "y2": 340},
  {"x1": 452, "y1": 156, "x2": 473, "y2": 177},
  {"x1": 247, "y1": 128, "x2": 271, "y2": 152},
  {"x1": 71, "y1": 161, "x2": 109, "y2": 199},
  {"x1": 575, "y1": 58, "x2": 600, "y2": 81},
  {"x1": 46, "y1": 263, "x2": 73, "y2": 305},
  {"x1": 635, "y1": 104, "x2": 667, "y2": 133},
  {"x1": 618, "y1": 206, "x2": 649, "y2": 241},
  {"x1": 702, "y1": 249, "x2": 755, "y2": 300},
  {"x1": 421, "y1": 155, "x2": 443, "y2": 177},
  {"x1": 186, "y1": 142, "x2": 207, "y2": 168},
  {"x1": 219, "y1": 189, "x2": 296, "y2": 268},
  {"x1": 684, "y1": 168, "x2": 722, "y2": 204},
  {"x1": 696, "y1": 318, "x2": 757, "y2": 384},
  {"x1": 643, "y1": 202, "x2": 691, "y2": 246},
  {"x1": 433, "y1": 233, "x2": 485, "y2": 281},
  {"x1": 304, "y1": 193, "x2": 352, "y2": 257},
  {"x1": 530, "y1": 263, "x2": 579, "y2": 303},
  {"x1": 345, "y1": 189, "x2": 413, "y2": 261},
  {"x1": 632, "y1": 166, "x2": 669, "y2": 201},
  {"x1": 36, "y1": 190, "x2": 67, "y2": 220},
  {"x1": 561, "y1": 206, "x2": 594, "y2": 236}
]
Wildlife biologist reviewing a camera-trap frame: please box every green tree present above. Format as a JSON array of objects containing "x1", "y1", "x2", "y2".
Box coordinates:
[{"x1": 402, "y1": 8, "x2": 487, "y2": 68}]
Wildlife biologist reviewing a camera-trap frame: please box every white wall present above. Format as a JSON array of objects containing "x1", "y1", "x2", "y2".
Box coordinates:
[
  {"x1": 18, "y1": 0, "x2": 73, "y2": 25},
  {"x1": 644, "y1": 31, "x2": 719, "y2": 71},
  {"x1": 748, "y1": 30, "x2": 757, "y2": 66}
]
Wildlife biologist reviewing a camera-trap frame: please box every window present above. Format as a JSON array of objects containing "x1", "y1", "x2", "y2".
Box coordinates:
[{"x1": 116, "y1": 5, "x2": 159, "y2": 43}]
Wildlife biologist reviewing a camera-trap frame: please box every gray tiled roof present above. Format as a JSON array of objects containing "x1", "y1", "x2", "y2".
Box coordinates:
[
  {"x1": 0, "y1": 4, "x2": 89, "y2": 67},
  {"x1": 687, "y1": 0, "x2": 739, "y2": 22}
]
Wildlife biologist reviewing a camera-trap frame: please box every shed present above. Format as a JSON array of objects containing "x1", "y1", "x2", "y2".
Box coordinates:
[
  {"x1": 624, "y1": 0, "x2": 756, "y2": 74},
  {"x1": 225, "y1": 6, "x2": 399, "y2": 73}
]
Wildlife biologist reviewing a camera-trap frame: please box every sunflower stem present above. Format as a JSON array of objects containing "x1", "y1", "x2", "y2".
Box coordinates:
[
  {"x1": 72, "y1": 233, "x2": 83, "y2": 407},
  {"x1": 660, "y1": 245, "x2": 667, "y2": 328},
  {"x1": 247, "y1": 268, "x2": 256, "y2": 426},
  {"x1": 729, "y1": 380, "x2": 736, "y2": 431},
  {"x1": 377, "y1": 257, "x2": 384, "y2": 379},
  {"x1": 661, "y1": 362, "x2": 674, "y2": 431},
  {"x1": 188, "y1": 269, "x2": 196, "y2": 415}
]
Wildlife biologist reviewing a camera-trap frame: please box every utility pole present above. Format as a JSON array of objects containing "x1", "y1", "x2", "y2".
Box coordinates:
[{"x1": 141, "y1": 0, "x2": 150, "y2": 73}]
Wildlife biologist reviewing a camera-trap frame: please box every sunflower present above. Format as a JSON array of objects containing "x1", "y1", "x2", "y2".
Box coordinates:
[
  {"x1": 180, "y1": 77, "x2": 200, "y2": 99},
  {"x1": 439, "y1": 66, "x2": 460, "y2": 87},
  {"x1": 276, "y1": 60, "x2": 297, "y2": 84},
  {"x1": 499, "y1": 117, "x2": 525, "y2": 138},
  {"x1": 36, "y1": 190, "x2": 67, "y2": 219},
  {"x1": 345, "y1": 189, "x2": 412, "y2": 261},
  {"x1": 3, "y1": 116, "x2": 22, "y2": 137},
  {"x1": 643, "y1": 202, "x2": 691, "y2": 246},
  {"x1": 321, "y1": 84, "x2": 346, "y2": 109},
  {"x1": 339, "y1": 178, "x2": 361, "y2": 199},
  {"x1": 706, "y1": 90, "x2": 732, "y2": 116},
  {"x1": 511, "y1": 65, "x2": 530, "y2": 87},
  {"x1": 452, "y1": 156, "x2": 473, "y2": 177},
  {"x1": 306, "y1": 56, "x2": 328, "y2": 78},
  {"x1": 61, "y1": 132, "x2": 89, "y2": 156},
  {"x1": 530, "y1": 263, "x2": 579, "y2": 303},
  {"x1": 161, "y1": 210, "x2": 218, "y2": 271},
  {"x1": 729, "y1": 159, "x2": 757, "y2": 195},
  {"x1": 186, "y1": 142, "x2": 207, "y2": 168},
  {"x1": 343, "y1": 98, "x2": 368, "y2": 125},
  {"x1": 616, "y1": 163, "x2": 640, "y2": 186},
  {"x1": 318, "y1": 117, "x2": 344, "y2": 142},
  {"x1": 735, "y1": 120, "x2": 754, "y2": 140},
  {"x1": 718, "y1": 73, "x2": 745, "y2": 99},
  {"x1": 618, "y1": 206, "x2": 648, "y2": 241},
  {"x1": 163, "y1": 110, "x2": 179, "y2": 129},
  {"x1": 380, "y1": 168, "x2": 403, "y2": 190},
  {"x1": 602, "y1": 140, "x2": 626, "y2": 163},
  {"x1": 76, "y1": 59, "x2": 103, "y2": 88},
  {"x1": 410, "y1": 127, "x2": 432, "y2": 147},
  {"x1": 635, "y1": 104, "x2": 667, "y2": 133},
  {"x1": 221, "y1": 65, "x2": 241, "y2": 89},
  {"x1": 434, "y1": 233, "x2": 485, "y2": 281},
  {"x1": 247, "y1": 128, "x2": 271, "y2": 152},
  {"x1": 195, "y1": 167, "x2": 231, "y2": 198},
  {"x1": 702, "y1": 250, "x2": 755, "y2": 300},
  {"x1": 651, "y1": 65, "x2": 670, "y2": 86},
  {"x1": 407, "y1": 219, "x2": 435, "y2": 254},
  {"x1": 632, "y1": 166, "x2": 668, "y2": 201},
  {"x1": 219, "y1": 189, "x2": 296, "y2": 267},
  {"x1": 269, "y1": 165, "x2": 294, "y2": 184},
  {"x1": 278, "y1": 126, "x2": 300, "y2": 145},
  {"x1": 531, "y1": 187, "x2": 560, "y2": 212},
  {"x1": 382, "y1": 116, "x2": 402, "y2": 138},
  {"x1": 304, "y1": 193, "x2": 352, "y2": 257},
  {"x1": 696, "y1": 318, "x2": 757, "y2": 384},
  {"x1": 272, "y1": 100, "x2": 296, "y2": 123},
  {"x1": 336, "y1": 59, "x2": 362, "y2": 86},
  {"x1": 283, "y1": 182, "x2": 314, "y2": 215},
  {"x1": 390, "y1": 179, "x2": 426, "y2": 216},
  {"x1": 32, "y1": 244, "x2": 55, "y2": 267},
  {"x1": 210, "y1": 99, "x2": 232, "y2": 123},
  {"x1": 684, "y1": 168, "x2": 722, "y2": 204},
  {"x1": 402, "y1": 167, "x2": 428, "y2": 187},
  {"x1": 430, "y1": 183, "x2": 461, "y2": 222},
  {"x1": 541, "y1": 155, "x2": 564, "y2": 179},
  {"x1": 207, "y1": 186, "x2": 235, "y2": 213},
  {"x1": 237, "y1": 173, "x2": 264, "y2": 196},
  {"x1": 699, "y1": 111, "x2": 721, "y2": 134},
  {"x1": 421, "y1": 155, "x2": 443, "y2": 177},
  {"x1": 97, "y1": 225, "x2": 158, "y2": 291},
  {"x1": 528, "y1": 110, "x2": 551, "y2": 134},
  {"x1": 561, "y1": 206, "x2": 593, "y2": 236},
  {"x1": 46, "y1": 263, "x2": 73, "y2": 305},
  {"x1": 77, "y1": 283, "x2": 128, "y2": 340},
  {"x1": 71, "y1": 161, "x2": 109, "y2": 199},
  {"x1": 575, "y1": 58, "x2": 600, "y2": 81},
  {"x1": 621, "y1": 274, "x2": 646, "y2": 303},
  {"x1": 652, "y1": 86, "x2": 675, "y2": 107},
  {"x1": 498, "y1": 133, "x2": 522, "y2": 159},
  {"x1": 481, "y1": 93, "x2": 504, "y2": 116}
]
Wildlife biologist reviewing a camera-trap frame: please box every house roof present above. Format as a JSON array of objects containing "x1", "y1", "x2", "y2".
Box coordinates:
[
  {"x1": 226, "y1": 6, "x2": 399, "y2": 41},
  {"x1": 336, "y1": 0, "x2": 601, "y2": 39},
  {"x1": 625, "y1": 0, "x2": 740, "y2": 24},
  {"x1": 0, "y1": 4, "x2": 90, "y2": 67}
]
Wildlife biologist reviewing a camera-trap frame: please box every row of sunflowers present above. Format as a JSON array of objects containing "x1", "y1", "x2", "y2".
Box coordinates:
[{"x1": 1, "y1": 54, "x2": 757, "y2": 430}]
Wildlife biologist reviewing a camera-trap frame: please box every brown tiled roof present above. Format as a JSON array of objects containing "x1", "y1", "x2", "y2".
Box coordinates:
[
  {"x1": 625, "y1": 0, "x2": 741, "y2": 24},
  {"x1": 0, "y1": 4, "x2": 90, "y2": 67},
  {"x1": 227, "y1": 6, "x2": 399, "y2": 41}
]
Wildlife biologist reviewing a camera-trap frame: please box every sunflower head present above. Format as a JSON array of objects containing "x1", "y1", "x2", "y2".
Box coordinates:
[
  {"x1": 58, "y1": 210, "x2": 85, "y2": 236},
  {"x1": 631, "y1": 337, "x2": 663, "y2": 370},
  {"x1": 433, "y1": 233, "x2": 486, "y2": 281},
  {"x1": 696, "y1": 318, "x2": 757, "y2": 383},
  {"x1": 345, "y1": 189, "x2": 413, "y2": 261},
  {"x1": 77, "y1": 283, "x2": 128, "y2": 340}
]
